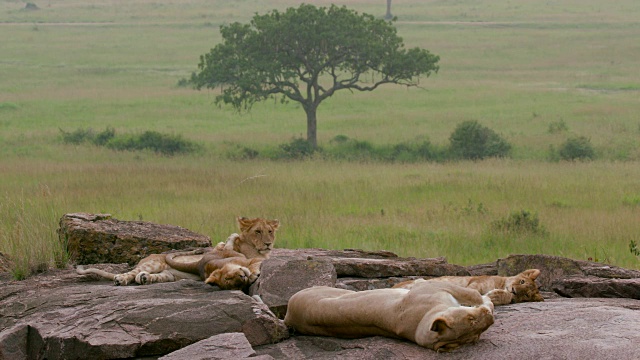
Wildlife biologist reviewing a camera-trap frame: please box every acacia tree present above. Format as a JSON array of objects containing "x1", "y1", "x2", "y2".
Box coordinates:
[{"x1": 191, "y1": 4, "x2": 439, "y2": 148}]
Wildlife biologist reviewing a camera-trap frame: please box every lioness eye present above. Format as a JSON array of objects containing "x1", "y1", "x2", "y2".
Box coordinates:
[
  {"x1": 255, "y1": 230, "x2": 261, "y2": 234},
  {"x1": 520, "y1": 280, "x2": 525, "y2": 284}
]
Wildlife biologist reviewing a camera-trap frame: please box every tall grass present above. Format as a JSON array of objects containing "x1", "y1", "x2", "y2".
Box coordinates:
[
  {"x1": 0, "y1": 190, "x2": 68, "y2": 279},
  {"x1": 1, "y1": 0, "x2": 640, "y2": 277},
  {"x1": 1, "y1": 154, "x2": 639, "y2": 271}
]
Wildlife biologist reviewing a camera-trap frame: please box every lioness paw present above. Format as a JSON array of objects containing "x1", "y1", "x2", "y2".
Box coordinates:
[
  {"x1": 136, "y1": 271, "x2": 151, "y2": 285},
  {"x1": 114, "y1": 275, "x2": 128, "y2": 286},
  {"x1": 487, "y1": 289, "x2": 513, "y2": 306},
  {"x1": 224, "y1": 233, "x2": 240, "y2": 250}
]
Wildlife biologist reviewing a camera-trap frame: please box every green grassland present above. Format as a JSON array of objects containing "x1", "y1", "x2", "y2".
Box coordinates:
[{"x1": 1, "y1": 0, "x2": 639, "y2": 276}]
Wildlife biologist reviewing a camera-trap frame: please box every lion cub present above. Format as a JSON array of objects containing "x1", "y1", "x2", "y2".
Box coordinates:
[
  {"x1": 393, "y1": 269, "x2": 543, "y2": 305},
  {"x1": 164, "y1": 247, "x2": 262, "y2": 290}
]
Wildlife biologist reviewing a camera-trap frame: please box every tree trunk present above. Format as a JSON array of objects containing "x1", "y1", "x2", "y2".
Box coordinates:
[
  {"x1": 305, "y1": 106, "x2": 318, "y2": 148},
  {"x1": 385, "y1": 0, "x2": 393, "y2": 20}
]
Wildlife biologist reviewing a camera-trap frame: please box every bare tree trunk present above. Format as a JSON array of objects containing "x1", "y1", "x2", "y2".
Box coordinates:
[
  {"x1": 305, "y1": 106, "x2": 318, "y2": 148},
  {"x1": 385, "y1": 0, "x2": 393, "y2": 20}
]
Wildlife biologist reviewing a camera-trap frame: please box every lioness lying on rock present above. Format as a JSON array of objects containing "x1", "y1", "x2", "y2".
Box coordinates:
[
  {"x1": 285, "y1": 280, "x2": 495, "y2": 352},
  {"x1": 393, "y1": 269, "x2": 543, "y2": 305},
  {"x1": 76, "y1": 216, "x2": 279, "y2": 289},
  {"x1": 164, "y1": 247, "x2": 263, "y2": 290}
]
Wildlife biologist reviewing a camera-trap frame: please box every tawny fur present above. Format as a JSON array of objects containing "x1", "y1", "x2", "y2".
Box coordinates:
[
  {"x1": 222, "y1": 217, "x2": 280, "y2": 259},
  {"x1": 285, "y1": 281, "x2": 495, "y2": 352},
  {"x1": 393, "y1": 269, "x2": 543, "y2": 305},
  {"x1": 76, "y1": 216, "x2": 280, "y2": 287},
  {"x1": 165, "y1": 248, "x2": 263, "y2": 290},
  {"x1": 76, "y1": 253, "x2": 202, "y2": 286}
]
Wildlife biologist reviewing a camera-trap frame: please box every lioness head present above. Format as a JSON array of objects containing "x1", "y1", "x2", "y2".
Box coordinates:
[
  {"x1": 205, "y1": 263, "x2": 252, "y2": 290},
  {"x1": 424, "y1": 305, "x2": 495, "y2": 351},
  {"x1": 237, "y1": 217, "x2": 280, "y2": 255},
  {"x1": 505, "y1": 269, "x2": 544, "y2": 303}
]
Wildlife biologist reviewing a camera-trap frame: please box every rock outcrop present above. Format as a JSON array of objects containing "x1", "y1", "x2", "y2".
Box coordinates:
[
  {"x1": 158, "y1": 332, "x2": 272, "y2": 360},
  {"x1": 59, "y1": 213, "x2": 212, "y2": 265},
  {"x1": 1, "y1": 213, "x2": 639, "y2": 359},
  {"x1": 0, "y1": 269, "x2": 287, "y2": 360},
  {"x1": 253, "y1": 298, "x2": 640, "y2": 359},
  {"x1": 249, "y1": 256, "x2": 337, "y2": 318}
]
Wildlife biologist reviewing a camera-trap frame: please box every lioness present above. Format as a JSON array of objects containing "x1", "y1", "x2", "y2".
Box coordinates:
[
  {"x1": 223, "y1": 216, "x2": 280, "y2": 259},
  {"x1": 285, "y1": 280, "x2": 495, "y2": 352},
  {"x1": 76, "y1": 216, "x2": 280, "y2": 287},
  {"x1": 164, "y1": 248, "x2": 263, "y2": 290},
  {"x1": 392, "y1": 269, "x2": 543, "y2": 305}
]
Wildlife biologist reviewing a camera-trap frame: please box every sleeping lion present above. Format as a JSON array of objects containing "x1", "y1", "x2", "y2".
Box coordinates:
[
  {"x1": 76, "y1": 216, "x2": 279, "y2": 289},
  {"x1": 285, "y1": 280, "x2": 496, "y2": 352},
  {"x1": 164, "y1": 247, "x2": 263, "y2": 290},
  {"x1": 392, "y1": 269, "x2": 543, "y2": 305}
]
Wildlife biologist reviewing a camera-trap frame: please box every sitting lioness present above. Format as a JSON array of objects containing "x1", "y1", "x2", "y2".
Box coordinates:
[
  {"x1": 76, "y1": 216, "x2": 280, "y2": 287},
  {"x1": 285, "y1": 280, "x2": 495, "y2": 352},
  {"x1": 392, "y1": 269, "x2": 543, "y2": 305},
  {"x1": 164, "y1": 247, "x2": 263, "y2": 290},
  {"x1": 223, "y1": 216, "x2": 280, "y2": 259}
]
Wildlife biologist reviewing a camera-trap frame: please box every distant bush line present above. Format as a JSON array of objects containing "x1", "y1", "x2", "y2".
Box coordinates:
[
  {"x1": 59, "y1": 127, "x2": 199, "y2": 156},
  {"x1": 61, "y1": 121, "x2": 597, "y2": 162}
]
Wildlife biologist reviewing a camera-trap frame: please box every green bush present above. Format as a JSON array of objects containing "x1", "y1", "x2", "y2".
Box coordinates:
[
  {"x1": 558, "y1": 136, "x2": 595, "y2": 161},
  {"x1": 60, "y1": 128, "x2": 95, "y2": 145},
  {"x1": 275, "y1": 138, "x2": 318, "y2": 160},
  {"x1": 324, "y1": 135, "x2": 446, "y2": 162},
  {"x1": 630, "y1": 240, "x2": 640, "y2": 256},
  {"x1": 449, "y1": 120, "x2": 511, "y2": 160},
  {"x1": 547, "y1": 119, "x2": 569, "y2": 134},
  {"x1": 490, "y1": 210, "x2": 548, "y2": 236},
  {"x1": 106, "y1": 131, "x2": 197, "y2": 155},
  {"x1": 61, "y1": 127, "x2": 198, "y2": 155},
  {"x1": 93, "y1": 127, "x2": 116, "y2": 146}
]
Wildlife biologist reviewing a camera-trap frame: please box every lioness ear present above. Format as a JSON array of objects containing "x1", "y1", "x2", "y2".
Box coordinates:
[
  {"x1": 522, "y1": 269, "x2": 541, "y2": 280},
  {"x1": 269, "y1": 219, "x2": 280, "y2": 231},
  {"x1": 236, "y1": 217, "x2": 253, "y2": 232},
  {"x1": 430, "y1": 318, "x2": 450, "y2": 334}
]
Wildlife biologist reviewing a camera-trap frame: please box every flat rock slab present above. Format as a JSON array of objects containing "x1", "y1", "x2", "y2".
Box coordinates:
[
  {"x1": 330, "y1": 257, "x2": 469, "y2": 278},
  {"x1": 0, "y1": 270, "x2": 287, "y2": 360},
  {"x1": 159, "y1": 332, "x2": 272, "y2": 360},
  {"x1": 553, "y1": 276, "x2": 640, "y2": 299},
  {"x1": 59, "y1": 213, "x2": 212, "y2": 265},
  {"x1": 249, "y1": 257, "x2": 337, "y2": 318},
  {"x1": 255, "y1": 298, "x2": 640, "y2": 359}
]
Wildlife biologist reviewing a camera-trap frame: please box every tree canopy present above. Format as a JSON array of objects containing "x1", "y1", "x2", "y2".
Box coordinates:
[{"x1": 191, "y1": 4, "x2": 440, "y2": 148}]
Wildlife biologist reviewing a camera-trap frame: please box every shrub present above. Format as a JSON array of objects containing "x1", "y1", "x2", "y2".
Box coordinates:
[
  {"x1": 630, "y1": 240, "x2": 640, "y2": 257},
  {"x1": 558, "y1": 136, "x2": 595, "y2": 161},
  {"x1": 548, "y1": 119, "x2": 569, "y2": 134},
  {"x1": 93, "y1": 127, "x2": 116, "y2": 146},
  {"x1": 60, "y1": 128, "x2": 95, "y2": 145},
  {"x1": 324, "y1": 135, "x2": 446, "y2": 163},
  {"x1": 275, "y1": 138, "x2": 318, "y2": 160},
  {"x1": 449, "y1": 120, "x2": 511, "y2": 160},
  {"x1": 107, "y1": 131, "x2": 197, "y2": 155},
  {"x1": 490, "y1": 210, "x2": 548, "y2": 236}
]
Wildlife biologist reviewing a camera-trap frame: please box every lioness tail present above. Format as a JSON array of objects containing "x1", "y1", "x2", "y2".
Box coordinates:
[{"x1": 76, "y1": 265, "x2": 116, "y2": 280}]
